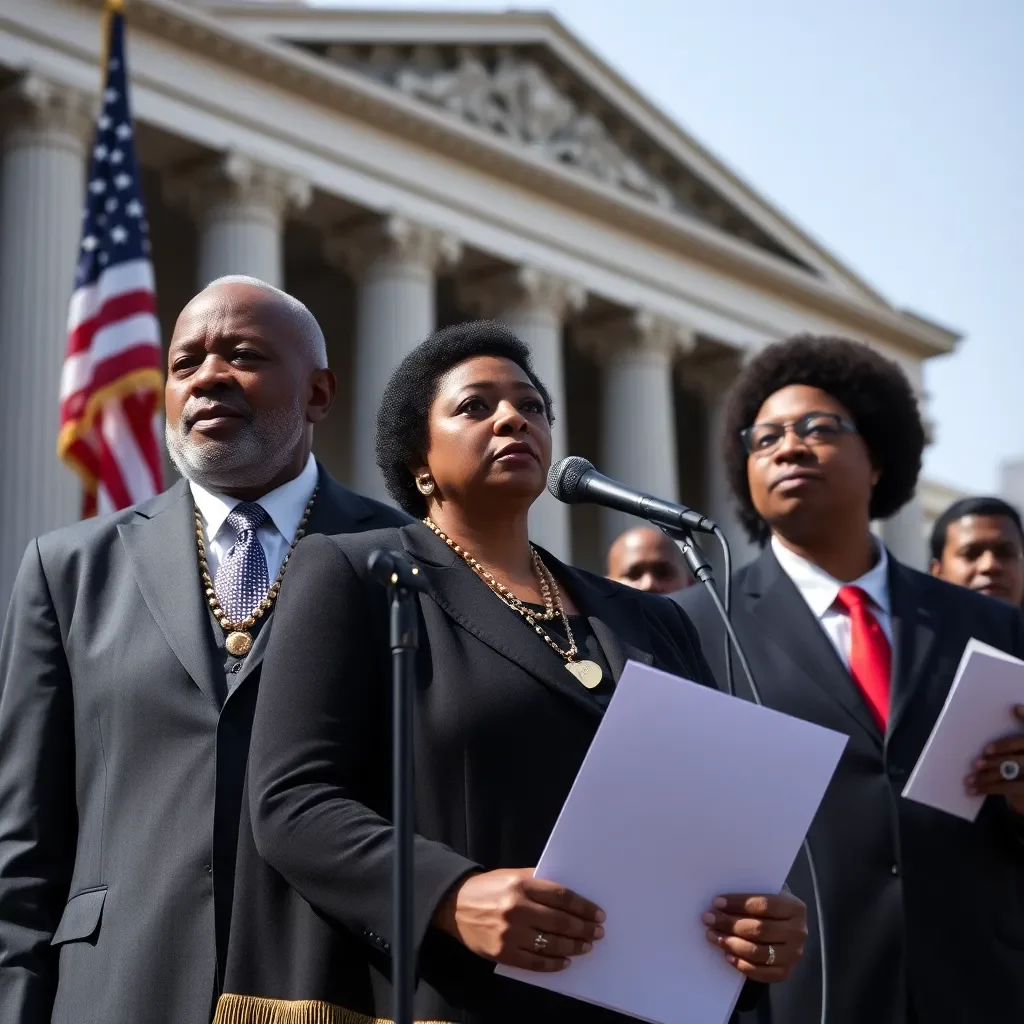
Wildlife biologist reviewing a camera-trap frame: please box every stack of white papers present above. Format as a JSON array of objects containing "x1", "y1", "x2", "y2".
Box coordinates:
[
  {"x1": 903, "y1": 638, "x2": 1024, "y2": 821},
  {"x1": 497, "y1": 660, "x2": 847, "y2": 1024}
]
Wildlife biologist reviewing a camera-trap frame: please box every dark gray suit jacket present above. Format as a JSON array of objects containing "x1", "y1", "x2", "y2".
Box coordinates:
[
  {"x1": 0, "y1": 467, "x2": 409, "y2": 1024},
  {"x1": 677, "y1": 548, "x2": 1024, "y2": 1024}
]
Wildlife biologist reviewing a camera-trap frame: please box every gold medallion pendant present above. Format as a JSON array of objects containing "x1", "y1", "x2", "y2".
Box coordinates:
[
  {"x1": 421, "y1": 519, "x2": 603, "y2": 692},
  {"x1": 225, "y1": 631, "x2": 253, "y2": 657},
  {"x1": 194, "y1": 487, "x2": 319, "y2": 661},
  {"x1": 565, "y1": 659, "x2": 603, "y2": 689}
]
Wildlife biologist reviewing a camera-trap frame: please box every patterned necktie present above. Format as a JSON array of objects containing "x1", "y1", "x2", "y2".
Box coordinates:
[
  {"x1": 214, "y1": 502, "x2": 270, "y2": 623},
  {"x1": 835, "y1": 585, "x2": 892, "y2": 730}
]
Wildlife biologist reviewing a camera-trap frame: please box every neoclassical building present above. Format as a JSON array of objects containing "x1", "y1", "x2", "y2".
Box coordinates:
[{"x1": 0, "y1": 0, "x2": 959, "y2": 607}]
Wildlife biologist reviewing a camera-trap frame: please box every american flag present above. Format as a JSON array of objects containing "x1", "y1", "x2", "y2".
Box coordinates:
[{"x1": 58, "y1": 4, "x2": 164, "y2": 518}]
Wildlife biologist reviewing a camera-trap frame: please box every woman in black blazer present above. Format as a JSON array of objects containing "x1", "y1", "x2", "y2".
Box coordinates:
[{"x1": 215, "y1": 321, "x2": 807, "y2": 1024}]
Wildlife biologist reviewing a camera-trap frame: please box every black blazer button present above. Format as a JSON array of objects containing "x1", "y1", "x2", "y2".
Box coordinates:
[{"x1": 890, "y1": 863, "x2": 899, "y2": 876}]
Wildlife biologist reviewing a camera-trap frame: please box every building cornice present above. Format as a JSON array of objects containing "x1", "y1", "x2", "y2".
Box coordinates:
[{"x1": 65, "y1": 0, "x2": 958, "y2": 358}]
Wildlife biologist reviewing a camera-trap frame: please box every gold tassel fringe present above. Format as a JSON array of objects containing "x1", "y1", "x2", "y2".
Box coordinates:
[{"x1": 213, "y1": 993, "x2": 455, "y2": 1024}]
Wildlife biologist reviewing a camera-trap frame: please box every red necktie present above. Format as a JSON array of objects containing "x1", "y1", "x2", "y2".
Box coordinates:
[{"x1": 835, "y1": 585, "x2": 891, "y2": 730}]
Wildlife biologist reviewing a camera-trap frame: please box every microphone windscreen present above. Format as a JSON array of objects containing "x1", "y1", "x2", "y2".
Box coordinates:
[{"x1": 547, "y1": 456, "x2": 594, "y2": 504}]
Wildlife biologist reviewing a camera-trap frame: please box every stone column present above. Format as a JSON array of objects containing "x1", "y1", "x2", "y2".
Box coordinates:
[
  {"x1": 692, "y1": 357, "x2": 761, "y2": 576},
  {"x1": 583, "y1": 312, "x2": 693, "y2": 550},
  {"x1": 460, "y1": 266, "x2": 585, "y2": 560},
  {"x1": 168, "y1": 150, "x2": 311, "y2": 288},
  {"x1": 326, "y1": 214, "x2": 461, "y2": 501},
  {"x1": 0, "y1": 73, "x2": 92, "y2": 610}
]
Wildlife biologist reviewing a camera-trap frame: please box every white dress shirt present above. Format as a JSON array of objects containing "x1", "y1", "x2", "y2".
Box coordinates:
[
  {"x1": 190, "y1": 453, "x2": 319, "y2": 582},
  {"x1": 770, "y1": 534, "x2": 893, "y2": 669}
]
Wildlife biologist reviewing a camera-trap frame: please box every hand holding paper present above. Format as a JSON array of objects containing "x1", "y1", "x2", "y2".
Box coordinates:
[
  {"x1": 964, "y1": 703, "x2": 1024, "y2": 815},
  {"x1": 433, "y1": 867, "x2": 606, "y2": 972},
  {"x1": 702, "y1": 890, "x2": 808, "y2": 982},
  {"x1": 903, "y1": 639, "x2": 1024, "y2": 821}
]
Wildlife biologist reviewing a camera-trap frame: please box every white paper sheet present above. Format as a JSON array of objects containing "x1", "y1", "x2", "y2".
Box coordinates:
[
  {"x1": 902, "y1": 638, "x2": 1024, "y2": 821},
  {"x1": 495, "y1": 660, "x2": 847, "y2": 1024}
]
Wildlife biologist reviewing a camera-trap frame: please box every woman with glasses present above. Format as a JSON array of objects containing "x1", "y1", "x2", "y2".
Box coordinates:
[
  {"x1": 213, "y1": 320, "x2": 808, "y2": 1024},
  {"x1": 677, "y1": 334, "x2": 1024, "y2": 1024}
]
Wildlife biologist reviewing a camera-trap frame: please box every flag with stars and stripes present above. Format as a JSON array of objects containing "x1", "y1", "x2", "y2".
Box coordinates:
[{"x1": 59, "y1": 2, "x2": 164, "y2": 518}]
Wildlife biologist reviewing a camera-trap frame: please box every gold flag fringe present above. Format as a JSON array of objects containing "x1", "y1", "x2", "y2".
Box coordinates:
[{"x1": 213, "y1": 994, "x2": 455, "y2": 1024}]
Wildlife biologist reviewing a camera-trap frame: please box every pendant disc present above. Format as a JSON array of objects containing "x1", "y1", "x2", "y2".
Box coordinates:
[
  {"x1": 226, "y1": 631, "x2": 253, "y2": 657},
  {"x1": 565, "y1": 659, "x2": 603, "y2": 689}
]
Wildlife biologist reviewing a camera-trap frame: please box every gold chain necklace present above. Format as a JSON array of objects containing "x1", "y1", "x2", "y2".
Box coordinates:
[
  {"x1": 422, "y1": 518, "x2": 604, "y2": 689},
  {"x1": 196, "y1": 485, "x2": 318, "y2": 657}
]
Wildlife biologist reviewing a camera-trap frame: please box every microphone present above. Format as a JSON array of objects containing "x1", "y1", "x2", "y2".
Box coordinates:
[
  {"x1": 547, "y1": 456, "x2": 717, "y2": 534},
  {"x1": 367, "y1": 548, "x2": 430, "y2": 594}
]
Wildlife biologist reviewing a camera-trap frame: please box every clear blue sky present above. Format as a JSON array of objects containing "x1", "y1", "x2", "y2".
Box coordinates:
[{"x1": 311, "y1": 0, "x2": 1022, "y2": 493}]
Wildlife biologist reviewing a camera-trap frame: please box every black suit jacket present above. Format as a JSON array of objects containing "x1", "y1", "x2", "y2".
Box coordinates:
[
  {"x1": 218, "y1": 522, "x2": 763, "y2": 1024},
  {"x1": 677, "y1": 547, "x2": 1024, "y2": 1024},
  {"x1": 0, "y1": 467, "x2": 409, "y2": 1024}
]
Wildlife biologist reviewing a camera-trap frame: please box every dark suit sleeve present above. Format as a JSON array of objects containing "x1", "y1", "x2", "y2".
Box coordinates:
[
  {"x1": 249, "y1": 534, "x2": 480, "y2": 966},
  {"x1": 0, "y1": 542, "x2": 77, "y2": 1023}
]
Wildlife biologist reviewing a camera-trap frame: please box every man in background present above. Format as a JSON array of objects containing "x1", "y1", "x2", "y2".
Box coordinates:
[
  {"x1": 929, "y1": 496, "x2": 1024, "y2": 607},
  {"x1": 606, "y1": 525, "x2": 693, "y2": 594}
]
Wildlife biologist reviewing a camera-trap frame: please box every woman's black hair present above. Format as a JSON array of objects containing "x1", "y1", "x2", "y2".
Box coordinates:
[
  {"x1": 375, "y1": 319, "x2": 553, "y2": 517},
  {"x1": 722, "y1": 333, "x2": 925, "y2": 544}
]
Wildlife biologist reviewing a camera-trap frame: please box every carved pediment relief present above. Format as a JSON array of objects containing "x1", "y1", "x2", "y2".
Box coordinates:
[
  {"x1": 293, "y1": 41, "x2": 808, "y2": 270},
  {"x1": 393, "y1": 53, "x2": 676, "y2": 210}
]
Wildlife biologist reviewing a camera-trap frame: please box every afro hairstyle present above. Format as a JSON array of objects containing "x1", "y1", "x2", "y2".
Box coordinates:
[{"x1": 722, "y1": 334, "x2": 925, "y2": 545}]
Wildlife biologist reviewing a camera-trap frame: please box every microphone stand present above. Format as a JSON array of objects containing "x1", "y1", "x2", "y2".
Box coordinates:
[
  {"x1": 661, "y1": 524, "x2": 829, "y2": 1024},
  {"x1": 368, "y1": 549, "x2": 428, "y2": 1024}
]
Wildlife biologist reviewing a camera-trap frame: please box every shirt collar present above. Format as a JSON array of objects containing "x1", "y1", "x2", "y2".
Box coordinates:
[
  {"x1": 770, "y1": 534, "x2": 890, "y2": 620},
  {"x1": 189, "y1": 453, "x2": 319, "y2": 542}
]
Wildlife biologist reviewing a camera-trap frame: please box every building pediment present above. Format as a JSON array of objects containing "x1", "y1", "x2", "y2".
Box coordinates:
[
  {"x1": 332, "y1": 46, "x2": 682, "y2": 216},
  {"x1": 294, "y1": 40, "x2": 810, "y2": 271},
  {"x1": 128, "y1": 3, "x2": 955, "y2": 337}
]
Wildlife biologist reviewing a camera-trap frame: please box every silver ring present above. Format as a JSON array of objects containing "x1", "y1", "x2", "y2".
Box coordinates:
[
  {"x1": 1000, "y1": 759, "x2": 1021, "y2": 782},
  {"x1": 533, "y1": 932, "x2": 548, "y2": 952},
  {"x1": 765, "y1": 944, "x2": 776, "y2": 966}
]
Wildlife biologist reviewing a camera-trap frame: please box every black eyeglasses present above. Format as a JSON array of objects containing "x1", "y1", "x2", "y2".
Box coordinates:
[{"x1": 740, "y1": 411, "x2": 856, "y2": 457}]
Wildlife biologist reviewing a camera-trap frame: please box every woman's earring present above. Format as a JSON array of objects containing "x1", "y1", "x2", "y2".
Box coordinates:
[{"x1": 416, "y1": 475, "x2": 435, "y2": 496}]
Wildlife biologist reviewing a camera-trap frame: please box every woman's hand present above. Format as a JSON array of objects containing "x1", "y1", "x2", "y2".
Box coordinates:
[
  {"x1": 702, "y1": 890, "x2": 807, "y2": 982},
  {"x1": 433, "y1": 868, "x2": 605, "y2": 972},
  {"x1": 965, "y1": 705, "x2": 1024, "y2": 815}
]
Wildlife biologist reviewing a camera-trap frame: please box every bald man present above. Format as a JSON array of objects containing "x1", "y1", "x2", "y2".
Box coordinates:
[
  {"x1": 0, "y1": 278, "x2": 409, "y2": 1024},
  {"x1": 606, "y1": 525, "x2": 693, "y2": 594}
]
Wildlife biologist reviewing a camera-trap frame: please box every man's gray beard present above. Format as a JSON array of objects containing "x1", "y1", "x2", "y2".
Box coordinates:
[{"x1": 165, "y1": 400, "x2": 306, "y2": 494}]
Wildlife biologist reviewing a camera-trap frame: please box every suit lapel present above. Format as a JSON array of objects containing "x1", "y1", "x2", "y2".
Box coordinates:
[
  {"x1": 399, "y1": 526, "x2": 608, "y2": 718},
  {"x1": 119, "y1": 479, "x2": 223, "y2": 708},
  {"x1": 229, "y1": 466, "x2": 384, "y2": 695},
  {"x1": 886, "y1": 558, "x2": 945, "y2": 740},
  {"x1": 746, "y1": 551, "x2": 882, "y2": 746}
]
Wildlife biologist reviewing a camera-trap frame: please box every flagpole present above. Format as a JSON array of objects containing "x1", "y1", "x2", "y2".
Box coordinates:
[{"x1": 100, "y1": 0, "x2": 125, "y2": 78}]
